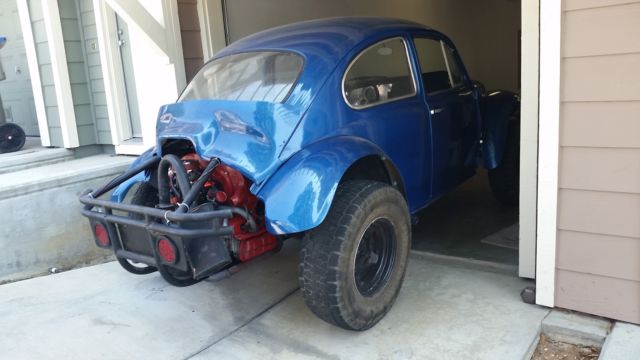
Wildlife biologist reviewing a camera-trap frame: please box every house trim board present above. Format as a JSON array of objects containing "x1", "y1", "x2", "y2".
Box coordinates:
[
  {"x1": 16, "y1": 0, "x2": 51, "y2": 146},
  {"x1": 535, "y1": 0, "x2": 562, "y2": 307},
  {"x1": 41, "y1": 0, "x2": 80, "y2": 148}
]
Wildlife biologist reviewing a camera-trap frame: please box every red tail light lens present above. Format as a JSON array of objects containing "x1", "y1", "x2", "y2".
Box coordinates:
[
  {"x1": 94, "y1": 223, "x2": 110, "y2": 247},
  {"x1": 157, "y1": 237, "x2": 177, "y2": 264}
]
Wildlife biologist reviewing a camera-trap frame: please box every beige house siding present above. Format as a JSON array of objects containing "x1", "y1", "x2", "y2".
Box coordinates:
[{"x1": 557, "y1": 0, "x2": 640, "y2": 324}]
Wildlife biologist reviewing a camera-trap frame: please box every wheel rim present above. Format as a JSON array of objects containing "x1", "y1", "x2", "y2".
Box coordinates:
[
  {"x1": 354, "y1": 218, "x2": 396, "y2": 297},
  {"x1": 0, "y1": 124, "x2": 25, "y2": 153}
]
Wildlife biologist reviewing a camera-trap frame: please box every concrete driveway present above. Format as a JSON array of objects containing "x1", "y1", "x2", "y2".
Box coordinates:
[{"x1": 0, "y1": 240, "x2": 548, "y2": 360}]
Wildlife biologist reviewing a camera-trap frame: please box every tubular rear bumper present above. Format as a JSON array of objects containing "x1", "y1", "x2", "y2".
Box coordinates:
[{"x1": 80, "y1": 195, "x2": 235, "y2": 278}]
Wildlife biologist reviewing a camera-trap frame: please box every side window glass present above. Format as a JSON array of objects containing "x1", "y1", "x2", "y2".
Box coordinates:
[
  {"x1": 443, "y1": 45, "x2": 464, "y2": 87},
  {"x1": 414, "y1": 37, "x2": 464, "y2": 94},
  {"x1": 343, "y1": 38, "x2": 416, "y2": 109}
]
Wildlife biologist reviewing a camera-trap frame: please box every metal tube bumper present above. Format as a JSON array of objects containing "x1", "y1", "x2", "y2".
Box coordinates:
[{"x1": 80, "y1": 195, "x2": 235, "y2": 238}]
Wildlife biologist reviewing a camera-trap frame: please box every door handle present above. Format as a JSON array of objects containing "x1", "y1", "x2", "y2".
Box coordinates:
[{"x1": 430, "y1": 108, "x2": 444, "y2": 115}]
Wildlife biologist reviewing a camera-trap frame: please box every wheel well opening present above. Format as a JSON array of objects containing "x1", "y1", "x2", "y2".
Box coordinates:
[{"x1": 341, "y1": 155, "x2": 405, "y2": 197}]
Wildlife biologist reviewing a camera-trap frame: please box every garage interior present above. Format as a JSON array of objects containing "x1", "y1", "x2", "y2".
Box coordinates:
[{"x1": 209, "y1": 0, "x2": 523, "y2": 267}]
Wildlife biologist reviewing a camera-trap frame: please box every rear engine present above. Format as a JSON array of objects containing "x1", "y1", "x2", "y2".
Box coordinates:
[{"x1": 172, "y1": 153, "x2": 279, "y2": 263}]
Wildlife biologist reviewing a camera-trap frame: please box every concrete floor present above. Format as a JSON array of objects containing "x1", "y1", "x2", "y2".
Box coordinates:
[
  {"x1": 0, "y1": 240, "x2": 548, "y2": 360},
  {"x1": 412, "y1": 169, "x2": 519, "y2": 265}
]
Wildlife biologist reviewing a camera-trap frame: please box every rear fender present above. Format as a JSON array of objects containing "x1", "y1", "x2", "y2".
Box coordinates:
[
  {"x1": 482, "y1": 91, "x2": 519, "y2": 169},
  {"x1": 257, "y1": 136, "x2": 393, "y2": 234},
  {"x1": 110, "y1": 147, "x2": 158, "y2": 203}
]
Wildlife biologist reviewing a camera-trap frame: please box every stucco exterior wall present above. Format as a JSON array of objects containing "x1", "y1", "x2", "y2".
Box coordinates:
[{"x1": 556, "y1": 0, "x2": 640, "y2": 324}]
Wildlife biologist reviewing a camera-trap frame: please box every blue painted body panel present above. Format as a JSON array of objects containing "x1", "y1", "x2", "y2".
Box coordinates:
[
  {"x1": 155, "y1": 100, "x2": 301, "y2": 184},
  {"x1": 481, "y1": 91, "x2": 520, "y2": 169},
  {"x1": 110, "y1": 147, "x2": 157, "y2": 202},
  {"x1": 113, "y1": 17, "x2": 517, "y2": 234},
  {"x1": 259, "y1": 136, "x2": 391, "y2": 234}
]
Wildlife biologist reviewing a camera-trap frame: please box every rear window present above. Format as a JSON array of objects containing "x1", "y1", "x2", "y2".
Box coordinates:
[{"x1": 179, "y1": 51, "x2": 304, "y2": 103}]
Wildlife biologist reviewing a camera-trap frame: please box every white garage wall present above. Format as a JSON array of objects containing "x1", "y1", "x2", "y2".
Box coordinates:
[{"x1": 224, "y1": 0, "x2": 520, "y2": 92}]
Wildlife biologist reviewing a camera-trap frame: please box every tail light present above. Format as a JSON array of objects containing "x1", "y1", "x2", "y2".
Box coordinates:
[
  {"x1": 157, "y1": 237, "x2": 177, "y2": 264},
  {"x1": 93, "y1": 223, "x2": 110, "y2": 247}
]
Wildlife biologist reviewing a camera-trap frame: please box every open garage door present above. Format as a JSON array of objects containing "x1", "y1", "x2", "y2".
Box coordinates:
[{"x1": 217, "y1": 0, "x2": 535, "y2": 278}]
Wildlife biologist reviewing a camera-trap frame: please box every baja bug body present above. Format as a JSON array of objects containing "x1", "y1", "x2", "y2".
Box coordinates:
[{"x1": 80, "y1": 17, "x2": 519, "y2": 330}]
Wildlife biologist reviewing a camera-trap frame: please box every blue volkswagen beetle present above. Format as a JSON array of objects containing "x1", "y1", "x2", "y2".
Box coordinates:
[{"x1": 80, "y1": 17, "x2": 519, "y2": 330}]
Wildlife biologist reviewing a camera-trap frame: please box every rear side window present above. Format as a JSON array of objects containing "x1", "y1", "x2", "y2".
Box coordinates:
[
  {"x1": 343, "y1": 37, "x2": 416, "y2": 109},
  {"x1": 179, "y1": 51, "x2": 304, "y2": 103},
  {"x1": 414, "y1": 38, "x2": 464, "y2": 94}
]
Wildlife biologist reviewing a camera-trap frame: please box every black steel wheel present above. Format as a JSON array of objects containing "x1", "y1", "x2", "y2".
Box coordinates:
[
  {"x1": 354, "y1": 218, "x2": 397, "y2": 297},
  {"x1": 0, "y1": 123, "x2": 26, "y2": 153},
  {"x1": 299, "y1": 180, "x2": 410, "y2": 331}
]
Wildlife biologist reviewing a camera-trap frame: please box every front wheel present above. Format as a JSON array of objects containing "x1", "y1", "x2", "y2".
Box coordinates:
[
  {"x1": 488, "y1": 121, "x2": 520, "y2": 206},
  {"x1": 299, "y1": 181, "x2": 411, "y2": 331}
]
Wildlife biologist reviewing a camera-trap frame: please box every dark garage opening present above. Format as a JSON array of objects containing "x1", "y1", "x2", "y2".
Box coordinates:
[
  {"x1": 221, "y1": 0, "x2": 523, "y2": 267},
  {"x1": 412, "y1": 170, "x2": 519, "y2": 265}
]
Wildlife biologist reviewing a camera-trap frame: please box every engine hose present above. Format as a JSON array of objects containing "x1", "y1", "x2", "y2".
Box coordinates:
[
  {"x1": 157, "y1": 154, "x2": 192, "y2": 208},
  {"x1": 218, "y1": 205, "x2": 257, "y2": 232},
  {"x1": 176, "y1": 158, "x2": 220, "y2": 213}
]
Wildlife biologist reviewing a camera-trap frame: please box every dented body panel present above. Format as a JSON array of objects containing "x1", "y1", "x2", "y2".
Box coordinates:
[{"x1": 110, "y1": 17, "x2": 518, "y2": 235}]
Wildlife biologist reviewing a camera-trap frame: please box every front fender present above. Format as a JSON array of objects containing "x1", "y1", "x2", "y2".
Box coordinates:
[
  {"x1": 257, "y1": 136, "x2": 388, "y2": 234},
  {"x1": 110, "y1": 147, "x2": 158, "y2": 203},
  {"x1": 482, "y1": 91, "x2": 519, "y2": 169}
]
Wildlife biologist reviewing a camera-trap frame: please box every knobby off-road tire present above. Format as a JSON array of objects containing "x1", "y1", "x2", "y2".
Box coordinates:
[
  {"x1": 299, "y1": 181, "x2": 411, "y2": 331},
  {"x1": 488, "y1": 121, "x2": 520, "y2": 207}
]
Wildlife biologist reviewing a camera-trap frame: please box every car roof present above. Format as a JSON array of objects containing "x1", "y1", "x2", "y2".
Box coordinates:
[
  {"x1": 214, "y1": 17, "x2": 431, "y2": 66},
  {"x1": 210, "y1": 17, "x2": 434, "y2": 109}
]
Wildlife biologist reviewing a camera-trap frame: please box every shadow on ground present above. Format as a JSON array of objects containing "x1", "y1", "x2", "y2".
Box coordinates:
[{"x1": 412, "y1": 169, "x2": 519, "y2": 265}]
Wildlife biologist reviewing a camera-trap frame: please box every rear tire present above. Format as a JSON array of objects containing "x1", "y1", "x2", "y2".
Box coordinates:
[
  {"x1": 128, "y1": 182, "x2": 201, "y2": 286},
  {"x1": 488, "y1": 121, "x2": 520, "y2": 206},
  {"x1": 299, "y1": 181, "x2": 411, "y2": 331},
  {"x1": 117, "y1": 183, "x2": 158, "y2": 275}
]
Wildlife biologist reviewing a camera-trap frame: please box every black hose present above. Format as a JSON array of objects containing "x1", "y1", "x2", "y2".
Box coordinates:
[
  {"x1": 155, "y1": 155, "x2": 256, "y2": 231},
  {"x1": 176, "y1": 158, "x2": 220, "y2": 213},
  {"x1": 218, "y1": 206, "x2": 257, "y2": 232},
  {"x1": 157, "y1": 154, "x2": 192, "y2": 208}
]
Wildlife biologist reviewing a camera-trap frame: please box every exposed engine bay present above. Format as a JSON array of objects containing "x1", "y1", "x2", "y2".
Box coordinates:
[
  {"x1": 80, "y1": 143, "x2": 282, "y2": 286},
  {"x1": 169, "y1": 153, "x2": 279, "y2": 263}
]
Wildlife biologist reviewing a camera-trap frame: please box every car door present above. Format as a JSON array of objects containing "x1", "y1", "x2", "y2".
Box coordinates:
[{"x1": 412, "y1": 35, "x2": 478, "y2": 197}]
